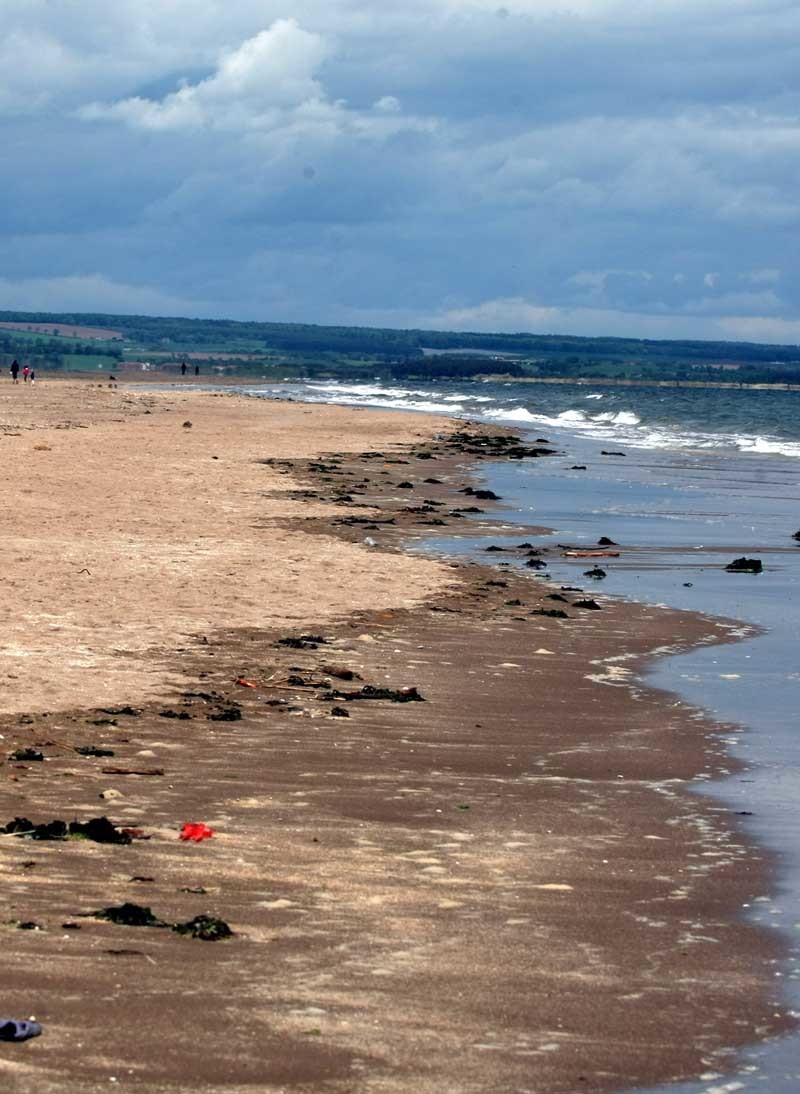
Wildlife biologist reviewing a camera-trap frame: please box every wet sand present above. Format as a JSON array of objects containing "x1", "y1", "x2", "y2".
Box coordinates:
[{"x1": 0, "y1": 380, "x2": 792, "y2": 1092}]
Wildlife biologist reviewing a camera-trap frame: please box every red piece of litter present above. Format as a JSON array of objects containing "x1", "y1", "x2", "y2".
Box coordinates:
[
  {"x1": 180, "y1": 822, "x2": 214, "y2": 842},
  {"x1": 235, "y1": 678, "x2": 257, "y2": 688}
]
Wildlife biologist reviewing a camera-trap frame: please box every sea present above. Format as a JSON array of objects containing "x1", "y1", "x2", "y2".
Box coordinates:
[{"x1": 244, "y1": 377, "x2": 800, "y2": 1092}]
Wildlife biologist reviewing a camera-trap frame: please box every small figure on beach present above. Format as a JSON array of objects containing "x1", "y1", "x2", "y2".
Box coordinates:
[
  {"x1": 29, "y1": 369, "x2": 35, "y2": 384},
  {"x1": 181, "y1": 361, "x2": 187, "y2": 376},
  {"x1": 22, "y1": 365, "x2": 29, "y2": 382},
  {"x1": 194, "y1": 364, "x2": 200, "y2": 377},
  {"x1": 10, "y1": 360, "x2": 19, "y2": 383}
]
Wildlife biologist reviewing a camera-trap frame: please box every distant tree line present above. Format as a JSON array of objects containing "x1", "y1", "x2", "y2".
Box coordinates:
[
  {"x1": 0, "y1": 330, "x2": 123, "y2": 369},
  {"x1": 1, "y1": 309, "x2": 798, "y2": 375}
]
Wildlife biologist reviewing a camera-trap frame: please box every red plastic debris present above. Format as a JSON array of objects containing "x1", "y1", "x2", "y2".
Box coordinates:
[
  {"x1": 179, "y1": 822, "x2": 214, "y2": 842},
  {"x1": 235, "y1": 678, "x2": 257, "y2": 688}
]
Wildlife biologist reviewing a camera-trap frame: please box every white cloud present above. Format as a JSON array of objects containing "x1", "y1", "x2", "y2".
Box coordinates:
[
  {"x1": 80, "y1": 20, "x2": 329, "y2": 131},
  {"x1": 374, "y1": 95, "x2": 401, "y2": 113}
]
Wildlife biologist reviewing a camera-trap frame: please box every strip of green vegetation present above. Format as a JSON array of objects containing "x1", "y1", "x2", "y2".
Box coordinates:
[
  {"x1": 0, "y1": 308, "x2": 797, "y2": 382},
  {"x1": 60, "y1": 354, "x2": 120, "y2": 370},
  {"x1": 0, "y1": 327, "x2": 89, "y2": 348}
]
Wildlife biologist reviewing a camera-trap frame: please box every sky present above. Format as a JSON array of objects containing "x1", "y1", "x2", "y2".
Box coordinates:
[{"x1": 1, "y1": 0, "x2": 799, "y2": 342}]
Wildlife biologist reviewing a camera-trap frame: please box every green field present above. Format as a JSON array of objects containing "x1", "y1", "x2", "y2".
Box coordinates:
[{"x1": 60, "y1": 354, "x2": 121, "y2": 370}]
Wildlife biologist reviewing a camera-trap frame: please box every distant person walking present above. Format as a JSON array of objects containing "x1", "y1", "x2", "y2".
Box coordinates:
[
  {"x1": 181, "y1": 361, "x2": 187, "y2": 376},
  {"x1": 194, "y1": 364, "x2": 200, "y2": 377},
  {"x1": 10, "y1": 360, "x2": 19, "y2": 383},
  {"x1": 22, "y1": 365, "x2": 29, "y2": 383},
  {"x1": 29, "y1": 369, "x2": 35, "y2": 384}
]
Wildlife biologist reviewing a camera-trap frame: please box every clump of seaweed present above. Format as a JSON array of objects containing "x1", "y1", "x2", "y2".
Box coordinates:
[
  {"x1": 89, "y1": 903, "x2": 233, "y2": 941},
  {"x1": 2, "y1": 816, "x2": 133, "y2": 844}
]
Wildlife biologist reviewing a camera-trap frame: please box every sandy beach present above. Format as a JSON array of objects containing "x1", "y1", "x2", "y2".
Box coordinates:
[{"x1": 0, "y1": 380, "x2": 791, "y2": 1093}]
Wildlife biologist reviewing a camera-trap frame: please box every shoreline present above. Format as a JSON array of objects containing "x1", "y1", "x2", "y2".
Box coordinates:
[
  {"x1": 479, "y1": 374, "x2": 800, "y2": 392},
  {"x1": 29, "y1": 369, "x2": 800, "y2": 393},
  {"x1": 60, "y1": 368, "x2": 800, "y2": 393},
  {"x1": 0, "y1": 381, "x2": 792, "y2": 1092}
]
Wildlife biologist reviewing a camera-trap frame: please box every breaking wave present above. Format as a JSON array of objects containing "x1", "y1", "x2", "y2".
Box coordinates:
[{"x1": 244, "y1": 378, "x2": 800, "y2": 460}]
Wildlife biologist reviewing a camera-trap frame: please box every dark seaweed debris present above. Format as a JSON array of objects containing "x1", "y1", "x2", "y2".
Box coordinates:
[
  {"x1": 208, "y1": 706, "x2": 242, "y2": 722},
  {"x1": 335, "y1": 516, "x2": 395, "y2": 527},
  {"x1": 90, "y1": 903, "x2": 232, "y2": 941},
  {"x1": 2, "y1": 816, "x2": 133, "y2": 844},
  {"x1": 277, "y1": 635, "x2": 328, "y2": 649},
  {"x1": 172, "y1": 915, "x2": 233, "y2": 941},
  {"x1": 323, "y1": 685, "x2": 425, "y2": 703},
  {"x1": 445, "y1": 432, "x2": 557, "y2": 460},
  {"x1": 94, "y1": 903, "x2": 165, "y2": 927},
  {"x1": 725, "y1": 557, "x2": 763, "y2": 573},
  {"x1": 460, "y1": 487, "x2": 501, "y2": 501},
  {"x1": 9, "y1": 748, "x2": 43, "y2": 762}
]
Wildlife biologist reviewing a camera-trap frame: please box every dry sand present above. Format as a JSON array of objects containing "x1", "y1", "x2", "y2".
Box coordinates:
[
  {"x1": 0, "y1": 379, "x2": 792, "y2": 1093},
  {"x1": 0, "y1": 381, "x2": 455, "y2": 713}
]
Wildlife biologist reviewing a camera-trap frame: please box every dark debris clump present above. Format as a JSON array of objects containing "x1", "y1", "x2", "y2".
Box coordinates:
[
  {"x1": 90, "y1": 903, "x2": 232, "y2": 941},
  {"x1": 2, "y1": 816, "x2": 133, "y2": 844},
  {"x1": 323, "y1": 685, "x2": 425, "y2": 703}
]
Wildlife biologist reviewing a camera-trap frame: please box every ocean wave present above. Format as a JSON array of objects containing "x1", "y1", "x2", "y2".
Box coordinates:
[
  {"x1": 482, "y1": 406, "x2": 542, "y2": 424},
  {"x1": 736, "y1": 435, "x2": 800, "y2": 458},
  {"x1": 347, "y1": 395, "x2": 461, "y2": 414},
  {"x1": 249, "y1": 380, "x2": 800, "y2": 460},
  {"x1": 483, "y1": 407, "x2": 643, "y2": 430},
  {"x1": 482, "y1": 401, "x2": 800, "y2": 457},
  {"x1": 307, "y1": 382, "x2": 433, "y2": 400},
  {"x1": 591, "y1": 410, "x2": 641, "y2": 425},
  {"x1": 368, "y1": 397, "x2": 464, "y2": 414}
]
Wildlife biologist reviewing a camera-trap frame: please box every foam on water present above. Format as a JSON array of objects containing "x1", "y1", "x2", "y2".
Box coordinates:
[
  {"x1": 738, "y1": 435, "x2": 800, "y2": 457},
  {"x1": 481, "y1": 400, "x2": 800, "y2": 458},
  {"x1": 245, "y1": 378, "x2": 800, "y2": 461},
  {"x1": 482, "y1": 406, "x2": 542, "y2": 424}
]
